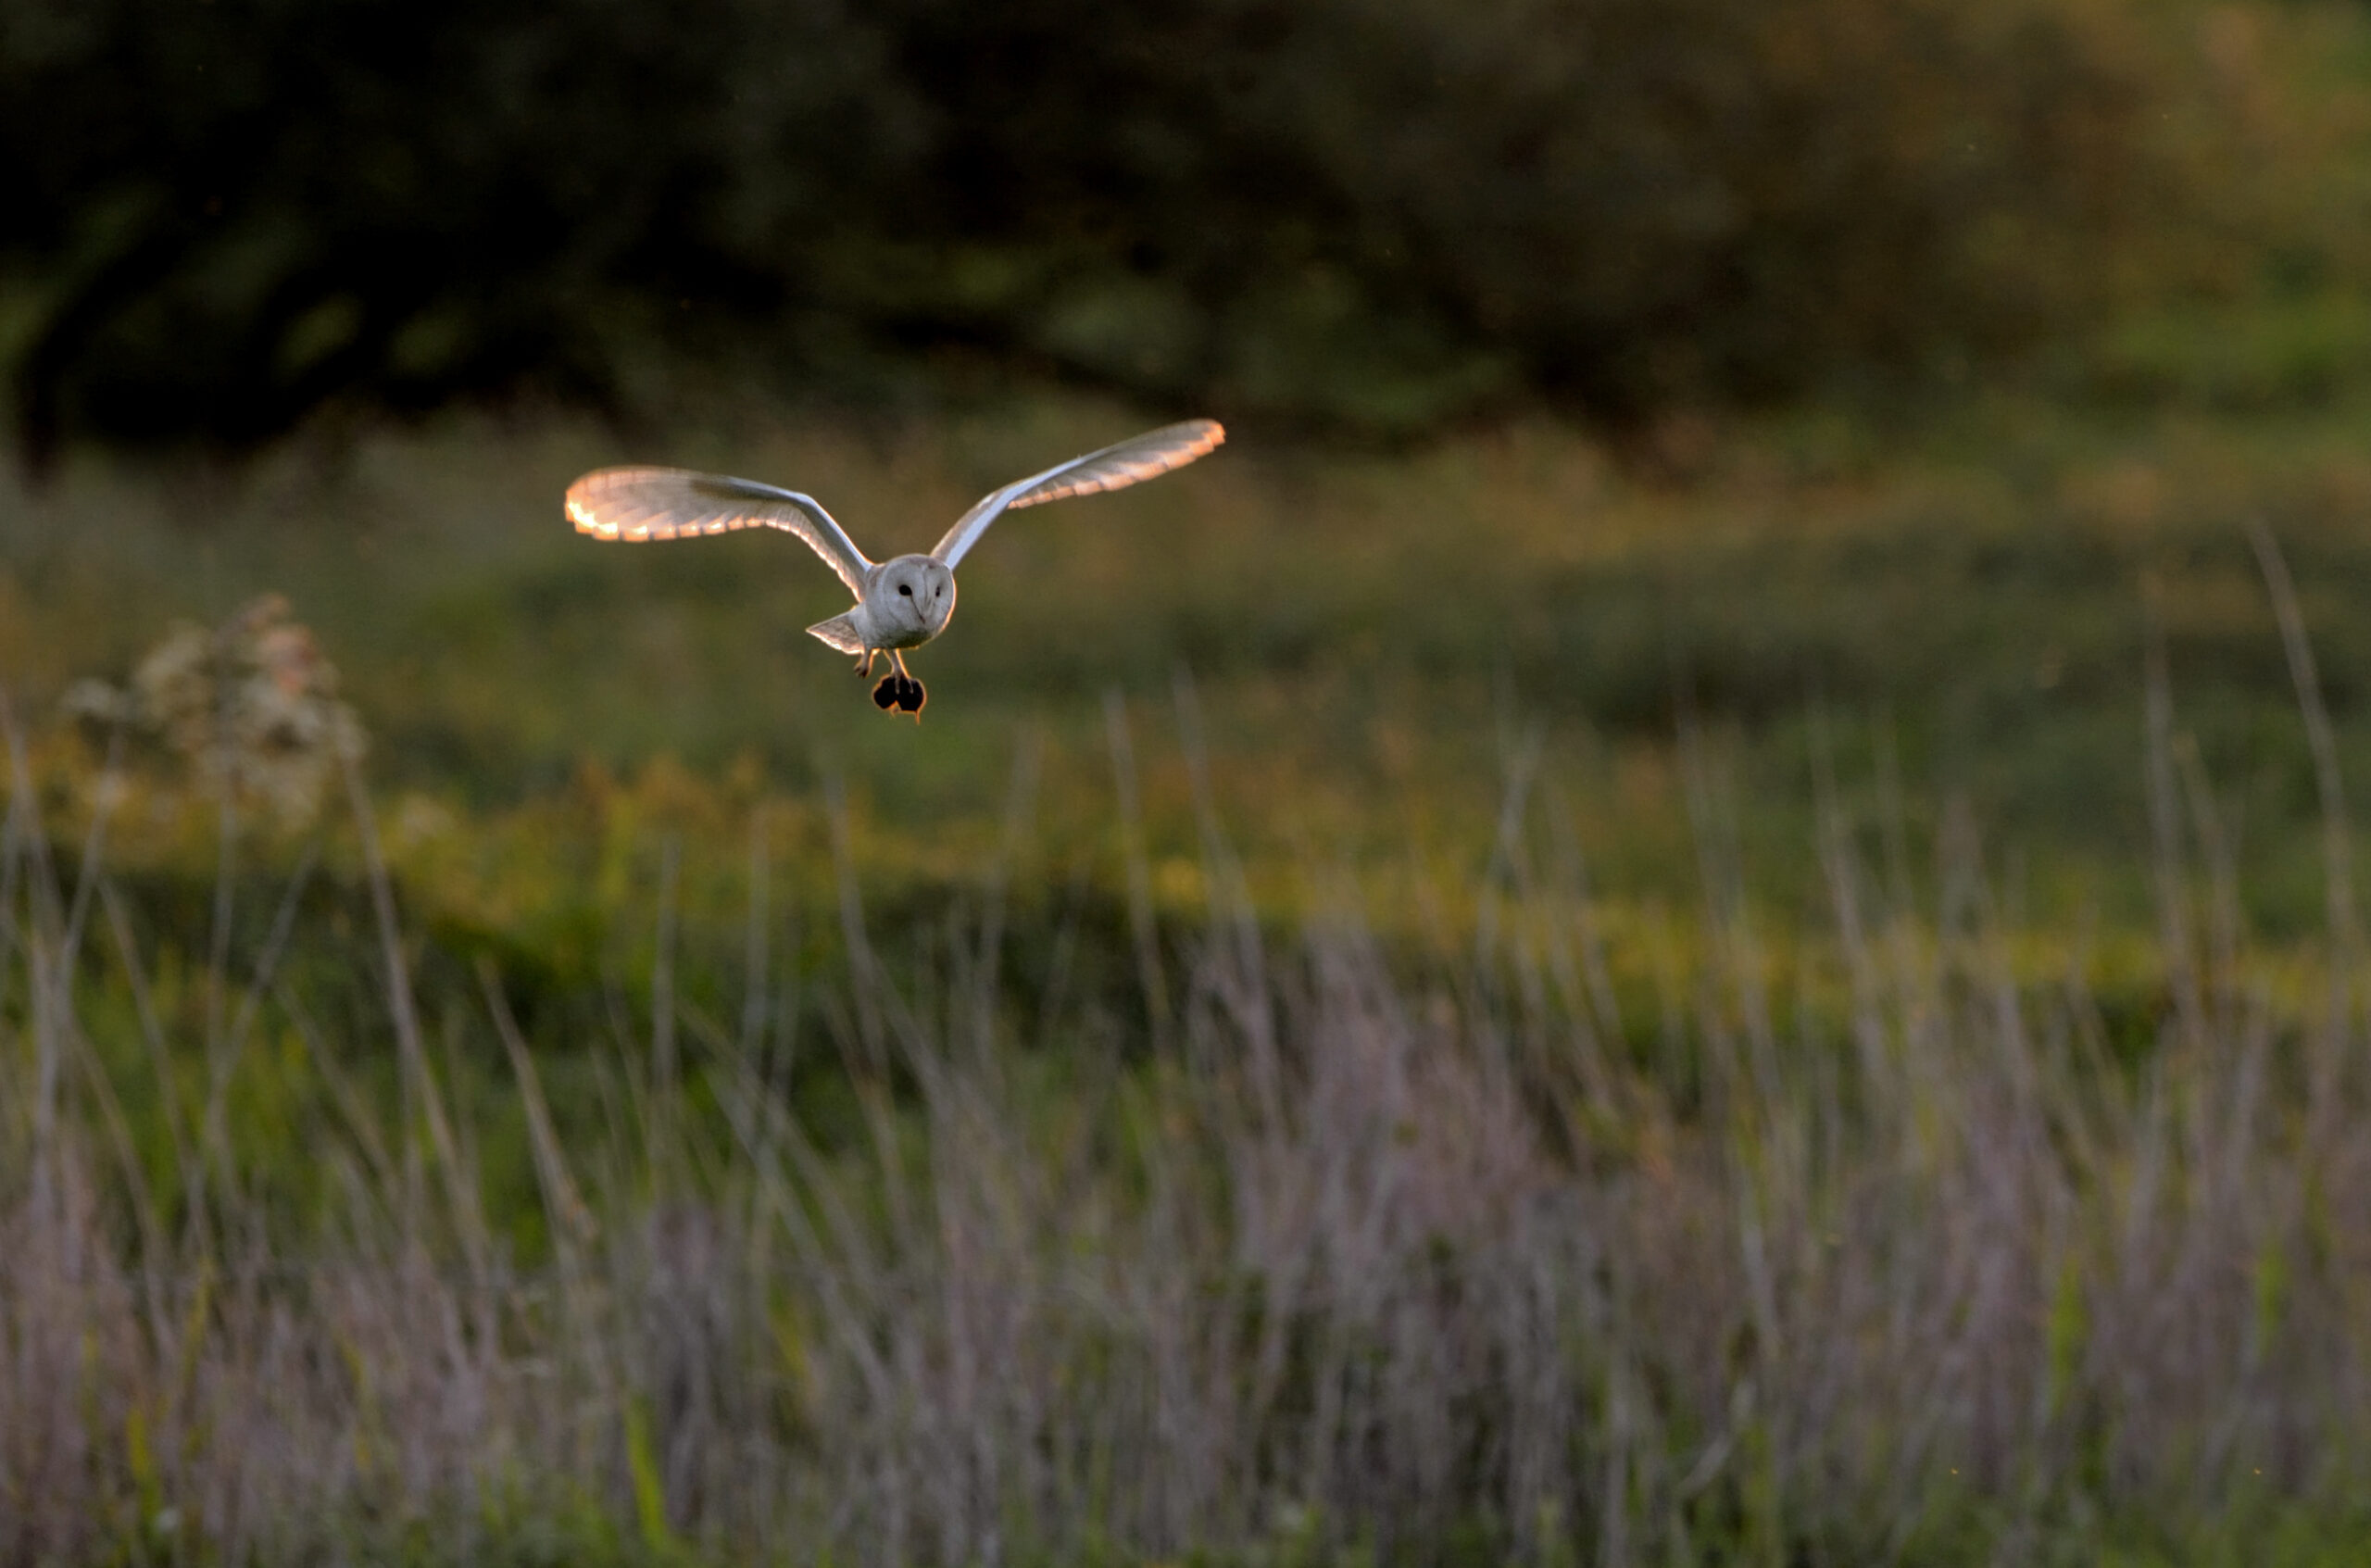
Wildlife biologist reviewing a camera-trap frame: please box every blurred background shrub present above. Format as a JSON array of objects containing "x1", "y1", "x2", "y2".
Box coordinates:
[{"x1": 0, "y1": 0, "x2": 2230, "y2": 463}]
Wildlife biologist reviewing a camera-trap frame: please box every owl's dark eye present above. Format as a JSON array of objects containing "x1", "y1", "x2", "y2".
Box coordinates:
[{"x1": 898, "y1": 584, "x2": 911, "y2": 596}]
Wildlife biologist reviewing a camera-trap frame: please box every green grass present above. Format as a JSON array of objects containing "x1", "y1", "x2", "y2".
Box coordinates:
[
  {"x1": 16, "y1": 383, "x2": 2371, "y2": 934},
  {"x1": 19, "y1": 374, "x2": 2371, "y2": 1560}
]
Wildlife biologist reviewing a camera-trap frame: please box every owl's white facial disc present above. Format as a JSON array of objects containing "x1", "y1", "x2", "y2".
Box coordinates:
[{"x1": 876, "y1": 555, "x2": 957, "y2": 641}]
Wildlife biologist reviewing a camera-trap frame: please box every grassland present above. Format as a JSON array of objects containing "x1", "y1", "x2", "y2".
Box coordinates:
[
  {"x1": 12, "y1": 360, "x2": 2371, "y2": 1563},
  {"x1": 26, "y1": 0, "x2": 2371, "y2": 1553},
  {"x1": 21, "y1": 377, "x2": 2371, "y2": 920}
]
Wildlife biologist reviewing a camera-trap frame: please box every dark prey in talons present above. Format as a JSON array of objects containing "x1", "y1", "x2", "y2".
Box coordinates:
[{"x1": 872, "y1": 673, "x2": 926, "y2": 719}]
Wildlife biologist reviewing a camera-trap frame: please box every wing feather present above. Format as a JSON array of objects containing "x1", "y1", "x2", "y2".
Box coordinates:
[
  {"x1": 930, "y1": 420, "x2": 1223, "y2": 570},
  {"x1": 566, "y1": 467, "x2": 872, "y2": 596}
]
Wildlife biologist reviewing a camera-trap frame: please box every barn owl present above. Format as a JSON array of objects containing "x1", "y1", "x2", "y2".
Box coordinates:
[{"x1": 566, "y1": 420, "x2": 1224, "y2": 719}]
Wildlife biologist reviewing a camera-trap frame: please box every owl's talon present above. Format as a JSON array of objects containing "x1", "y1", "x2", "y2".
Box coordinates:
[{"x1": 897, "y1": 676, "x2": 926, "y2": 716}]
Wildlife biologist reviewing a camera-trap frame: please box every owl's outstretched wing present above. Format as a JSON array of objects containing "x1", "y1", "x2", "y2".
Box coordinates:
[
  {"x1": 566, "y1": 468, "x2": 872, "y2": 597},
  {"x1": 929, "y1": 420, "x2": 1224, "y2": 571}
]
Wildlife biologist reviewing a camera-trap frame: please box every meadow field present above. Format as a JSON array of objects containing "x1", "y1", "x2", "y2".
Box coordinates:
[
  {"x1": 10, "y1": 375, "x2": 2371, "y2": 1563},
  {"x1": 23, "y1": 0, "x2": 2371, "y2": 1561}
]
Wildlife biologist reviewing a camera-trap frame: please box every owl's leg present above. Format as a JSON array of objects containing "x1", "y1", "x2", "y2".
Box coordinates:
[{"x1": 855, "y1": 646, "x2": 876, "y2": 678}]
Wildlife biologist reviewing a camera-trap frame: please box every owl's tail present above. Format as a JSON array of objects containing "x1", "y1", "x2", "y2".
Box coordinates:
[{"x1": 806, "y1": 612, "x2": 864, "y2": 655}]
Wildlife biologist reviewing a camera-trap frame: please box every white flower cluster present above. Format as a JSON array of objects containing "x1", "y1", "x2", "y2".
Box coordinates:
[{"x1": 63, "y1": 595, "x2": 366, "y2": 825}]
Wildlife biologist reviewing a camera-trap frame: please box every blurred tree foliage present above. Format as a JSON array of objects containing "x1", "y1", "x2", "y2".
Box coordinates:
[{"x1": 1, "y1": 0, "x2": 2195, "y2": 461}]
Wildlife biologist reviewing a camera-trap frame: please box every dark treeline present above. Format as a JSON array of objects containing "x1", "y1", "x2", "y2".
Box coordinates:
[{"x1": 4, "y1": 0, "x2": 2189, "y2": 462}]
